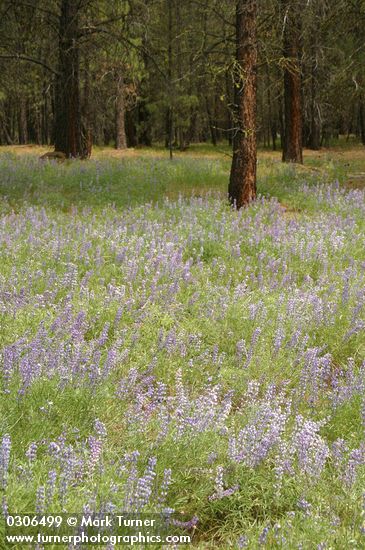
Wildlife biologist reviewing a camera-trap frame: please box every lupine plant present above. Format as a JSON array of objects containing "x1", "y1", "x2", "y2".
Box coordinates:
[{"x1": 0, "y1": 153, "x2": 365, "y2": 548}]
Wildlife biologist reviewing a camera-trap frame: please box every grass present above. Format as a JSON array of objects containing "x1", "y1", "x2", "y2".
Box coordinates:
[
  {"x1": 0, "y1": 141, "x2": 363, "y2": 212},
  {"x1": 0, "y1": 142, "x2": 365, "y2": 548}
]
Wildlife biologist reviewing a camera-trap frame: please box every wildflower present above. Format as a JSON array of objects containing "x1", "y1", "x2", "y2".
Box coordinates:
[
  {"x1": 94, "y1": 419, "x2": 107, "y2": 438},
  {"x1": 0, "y1": 434, "x2": 11, "y2": 489}
]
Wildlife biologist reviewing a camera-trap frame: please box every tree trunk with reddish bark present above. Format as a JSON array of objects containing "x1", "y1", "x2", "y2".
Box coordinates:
[
  {"x1": 18, "y1": 98, "x2": 28, "y2": 144},
  {"x1": 229, "y1": 0, "x2": 257, "y2": 209},
  {"x1": 115, "y1": 74, "x2": 127, "y2": 150},
  {"x1": 54, "y1": 0, "x2": 86, "y2": 158},
  {"x1": 282, "y1": 0, "x2": 303, "y2": 163},
  {"x1": 359, "y1": 96, "x2": 365, "y2": 146}
]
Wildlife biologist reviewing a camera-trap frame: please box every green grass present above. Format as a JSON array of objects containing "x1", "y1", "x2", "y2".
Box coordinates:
[
  {"x1": 0, "y1": 143, "x2": 359, "y2": 213},
  {"x1": 1, "y1": 144, "x2": 365, "y2": 549}
]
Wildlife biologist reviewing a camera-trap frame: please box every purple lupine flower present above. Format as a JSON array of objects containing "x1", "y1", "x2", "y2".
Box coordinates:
[
  {"x1": 58, "y1": 445, "x2": 82, "y2": 508},
  {"x1": 157, "y1": 405, "x2": 170, "y2": 442},
  {"x1": 48, "y1": 441, "x2": 61, "y2": 458},
  {"x1": 244, "y1": 327, "x2": 261, "y2": 369},
  {"x1": 156, "y1": 381, "x2": 167, "y2": 404},
  {"x1": 97, "y1": 322, "x2": 110, "y2": 347},
  {"x1": 331, "y1": 439, "x2": 348, "y2": 468},
  {"x1": 2, "y1": 496, "x2": 9, "y2": 518},
  {"x1": 229, "y1": 402, "x2": 287, "y2": 467},
  {"x1": 36, "y1": 486, "x2": 46, "y2": 514},
  {"x1": 300, "y1": 349, "x2": 332, "y2": 404},
  {"x1": 102, "y1": 349, "x2": 117, "y2": 379},
  {"x1": 174, "y1": 369, "x2": 189, "y2": 439},
  {"x1": 207, "y1": 452, "x2": 218, "y2": 464},
  {"x1": 114, "y1": 307, "x2": 123, "y2": 326},
  {"x1": 88, "y1": 437, "x2": 103, "y2": 473},
  {"x1": 297, "y1": 498, "x2": 311, "y2": 515},
  {"x1": 26, "y1": 442, "x2": 38, "y2": 465},
  {"x1": 70, "y1": 311, "x2": 87, "y2": 341},
  {"x1": 361, "y1": 398, "x2": 365, "y2": 432},
  {"x1": 94, "y1": 419, "x2": 107, "y2": 438},
  {"x1": 273, "y1": 327, "x2": 285, "y2": 355},
  {"x1": 158, "y1": 468, "x2": 172, "y2": 508},
  {"x1": 330, "y1": 515, "x2": 340, "y2": 527},
  {"x1": 208, "y1": 484, "x2": 239, "y2": 501},
  {"x1": 172, "y1": 515, "x2": 198, "y2": 529},
  {"x1": 212, "y1": 344, "x2": 219, "y2": 364},
  {"x1": 248, "y1": 300, "x2": 264, "y2": 321},
  {"x1": 292, "y1": 416, "x2": 329, "y2": 478},
  {"x1": 236, "y1": 339, "x2": 247, "y2": 365},
  {"x1": 287, "y1": 329, "x2": 302, "y2": 350},
  {"x1": 2, "y1": 346, "x2": 14, "y2": 393},
  {"x1": 134, "y1": 456, "x2": 157, "y2": 510},
  {"x1": 0, "y1": 434, "x2": 11, "y2": 489},
  {"x1": 46, "y1": 470, "x2": 57, "y2": 507},
  {"x1": 343, "y1": 446, "x2": 365, "y2": 487},
  {"x1": 123, "y1": 450, "x2": 140, "y2": 510},
  {"x1": 244, "y1": 380, "x2": 261, "y2": 403},
  {"x1": 258, "y1": 526, "x2": 270, "y2": 545},
  {"x1": 116, "y1": 367, "x2": 138, "y2": 398},
  {"x1": 341, "y1": 269, "x2": 351, "y2": 305},
  {"x1": 274, "y1": 440, "x2": 295, "y2": 492},
  {"x1": 209, "y1": 466, "x2": 224, "y2": 499},
  {"x1": 237, "y1": 535, "x2": 249, "y2": 548}
]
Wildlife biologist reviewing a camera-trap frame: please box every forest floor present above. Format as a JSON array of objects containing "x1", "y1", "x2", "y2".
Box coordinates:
[
  {"x1": 1, "y1": 143, "x2": 365, "y2": 548},
  {"x1": 1, "y1": 140, "x2": 365, "y2": 205}
]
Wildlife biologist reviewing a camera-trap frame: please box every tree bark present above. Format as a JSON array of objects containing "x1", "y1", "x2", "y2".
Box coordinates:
[
  {"x1": 18, "y1": 98, "x2": 28, "y2": 144},
  {"x1": 308, "y1": 36, "x2": 320, "y2": 150},
  {"x1": 165, "y1": 0, "x2": 173, "y2": 159},
  {"x1": 266, "y1": 64, "x2": 277, "y2": 151},
  {"x1": 115, "y1": 74, "x2": 127, "y2": 149},
  {"x1": 126, "y1": 108, "x2": 138, "y2": 147},
  {"x1": 282, "y1": 0, "x2": 303, "y2": 163},
  {"x1": 205, "y1": 96, "x2": 217, "y2": 146},
  {"x1": 225, "y1": 69, "x2": 233, "y2": 146},
  {"x1": 81, "y1": 56, "x2": 92, "y2": 158},
  {"x1": 137, "y1": 100, "x2": 152, "y2": 146},
  {"x1": 175, "y1": 0, "x2": 185, "y2": 151},
  {"x1": 359, "y1": 96, "x2": 365, "y2": 146},
  {"x1": 41, "y1": 80, "x2": 50, "y2": 145},
  {"x1": 229, "y1": 0, "x2": 257, "y2": 209},
  {"x1": 54, "y1": 0, "x2": 86, "y2": 158}
]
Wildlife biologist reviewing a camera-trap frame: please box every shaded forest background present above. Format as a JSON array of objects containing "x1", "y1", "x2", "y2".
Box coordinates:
[{"x1": 0, "y1": 0, "x2": 365, "y2": 157}]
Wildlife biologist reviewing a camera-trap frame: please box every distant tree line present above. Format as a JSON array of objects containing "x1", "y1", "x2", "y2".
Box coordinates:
[{"x1": 0, "y1": 0, "x2": 364, "y2": 203}]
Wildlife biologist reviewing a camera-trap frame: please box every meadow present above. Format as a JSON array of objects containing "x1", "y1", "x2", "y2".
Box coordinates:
[{"x1": 1, "y1": 144, "x2": 365, "y2": 548}]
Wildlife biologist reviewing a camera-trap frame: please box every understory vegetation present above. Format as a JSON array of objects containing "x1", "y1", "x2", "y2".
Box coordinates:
[{"x1": 1, "y1": 146, "x2": 365, "y2": 548}]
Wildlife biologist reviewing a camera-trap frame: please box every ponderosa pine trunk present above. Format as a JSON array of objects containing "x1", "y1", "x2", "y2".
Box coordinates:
[
  {"x1": 18, "y1": 97, "x2": 28, "y2": 144},
  {"x1": 282, "y1": 0, "x2": 303, "y2": 163},
  {"x1": 359, "y1": 96, "x2": 365, "y2": 146},
  {"x1": 166, "y1": 0, "x2": 173, "y2": 159},
  {"x1": 81, "y1": 56, "x2": 92, "y2": 158},
  {"x1": 229, "y1": 0, "x2": 257, "y2": 209},
  {"x1": 308, "y1": 76, "x2": 320, "y2": 150},
  {"x1": 205, "y1": 96, "x2": 217, "y2": 146},
  {"x1": 308, "y1": 35, "x2": 320, "y2": 150},
  {"x1": 225, "y1": 69, "x2": 233, "y2": 146},
  {"x1": 41, "y1": 80, "x2": 50, "y2": 145},
  {"x1": 115, "y1": 74, "x2": 127, "y2": 150},
  {"x1": 54, "y1": 0, "x2": 85, "y2": 158}
]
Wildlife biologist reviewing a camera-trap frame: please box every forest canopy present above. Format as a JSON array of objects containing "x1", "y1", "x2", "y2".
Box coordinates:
[{"x1": 1, "y1": 0, "x2": 364, "y2": 155}]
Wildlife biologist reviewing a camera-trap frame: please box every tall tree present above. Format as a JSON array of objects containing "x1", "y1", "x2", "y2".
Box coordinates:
[
  {"x1": 54, "y1": 0, "x2": 87, "y2": 158},
  {"x1": 229, "y1": 0, "x2": 257, "y2": 208},
  {"x1": 115, "y1": 72, "x2": 128, "y2": 149},
  {"x1": 281, "y1": 0, "x2": 303, "y2": 163}
]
